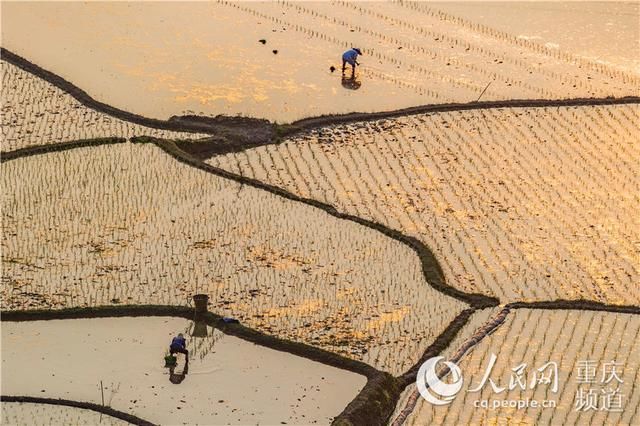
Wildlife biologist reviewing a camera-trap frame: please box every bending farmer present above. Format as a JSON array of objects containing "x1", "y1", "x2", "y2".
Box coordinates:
[
  {"x1": 169, "y1": 333, "x2": 189, "y2": 360},
  {"x1": 342, "y1": 48, "x2": 362, "y2": 75}
]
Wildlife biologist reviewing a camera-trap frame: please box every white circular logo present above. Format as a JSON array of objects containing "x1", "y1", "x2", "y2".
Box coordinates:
[{"x1": 417, "y1": 356, "x2": 464, "y2": 405}]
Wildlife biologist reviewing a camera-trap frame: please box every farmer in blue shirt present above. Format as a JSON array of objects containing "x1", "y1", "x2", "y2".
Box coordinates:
[
  {"x1": 342, "y1": 48, "x2": 362, "y2": 75},
  {"x1": 169, "y1": 333, "x2": 189, "y2": 360}
]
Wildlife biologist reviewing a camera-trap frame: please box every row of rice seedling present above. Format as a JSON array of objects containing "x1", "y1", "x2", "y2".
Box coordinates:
[
  {"x1": 219, "y1": 1, "x2": 480, "y2": 104},
  {"x1": 0, "y1": 61, "x2": 208, "y2": 152},
  {"x1": 393, "y1": 1, "x2": 640, "y2": 87},
  {"x1": 1, "y1": 403, "x2": 128, "y2": 426},
  {"x1": 2, "y1": 317, "x2": 366, "y2": 425},
  {"x1": 331, "y1": 0, "x2": 612, "y2": 96},
  {"x1": 254, "y1": 1, "x2": 492, "y2": 94},
  {"x1": 276, "y1": 1, "x2": 580, "y2": 100},
  {"x1": 1, "y1": 142, "x2": 466, "y2": 373},
  {"x1": 391, "y1": 307, "x2": 501, "y2": 421},
  {"x1": 236, "y1": 1, "x2": 633, "y2": 102},
  {"x1": 398, "y1": 309, "x2": 640, "y2": 425},
  {"x1": 209, "y1": 104, "x2": 639, "y2": 304}
]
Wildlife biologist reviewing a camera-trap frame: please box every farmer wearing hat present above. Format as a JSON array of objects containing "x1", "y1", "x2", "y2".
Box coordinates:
[{"x1": 342, "y1": 47, "x2": 362, "y2": 75}]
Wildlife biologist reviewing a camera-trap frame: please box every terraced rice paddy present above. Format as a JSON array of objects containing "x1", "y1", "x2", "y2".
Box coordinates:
[
  {"x1": 2, "y1": 2, "x2": 636, "y2": 121},
  {"x1": 2, "y1": 317, "x2": 366, "y2": 425},
  {"x1": 393, "y1": 309, "x2": 640, "y2": 425},
  {"x1": 1, "y1": 142, "x2": 466, "y2": 373},
  {"x1": 1, "y1": 402, "x2": 129, "y2": 426},
  {"x1": 391, "y1": 307, "x2": 502, "y2": 421},
  {"x1": 1, "y1": 2, "x2": 639, "y2": 424},
  {"x1": 1, "y1": 61, "x2": 209, "y2": 152},
  {"x1": 210, "y1": 104, "x2": 640, "y2": 305}
]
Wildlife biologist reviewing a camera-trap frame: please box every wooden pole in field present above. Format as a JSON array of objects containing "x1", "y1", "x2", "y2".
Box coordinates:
[
  {"x1": 100, "y1": 380, "x2": 105, "y2": 423},
  {"x1": 475, "y1": 81, "x2": 492, "y2": 102}
]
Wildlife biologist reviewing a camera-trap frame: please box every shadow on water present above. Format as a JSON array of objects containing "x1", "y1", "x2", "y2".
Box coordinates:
[
  {"x1": 169, "y1": 361, "x2": 189, "y2": 384},
  {"x1": 341, "y1": 74, "x2": 362, "y2": 90},
  {"x1": 185, "y1": 320, "x2": 225, "y2": 361}
]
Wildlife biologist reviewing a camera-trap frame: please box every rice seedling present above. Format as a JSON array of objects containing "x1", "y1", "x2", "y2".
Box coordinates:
[
  {"x1": 0, "y1": 61, "x2": 209, "y2": 152},
  {"x1": 1, "y1": 142, "x2": 466, "y2": 373},
  {"x1": 395, "y1": 309, "x2": 640, "y2": 425},
  {"x1": 1, "y1": 402, "x2": 128, "y2": 425},
  {"x1": 210, "y1": 104, "x2": 640, "y2": 305}
]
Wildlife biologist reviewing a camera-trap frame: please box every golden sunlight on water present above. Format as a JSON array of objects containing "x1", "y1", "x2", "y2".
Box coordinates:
[{"x1": 3, "y1": 2, "x2": 637, "y2": 121}]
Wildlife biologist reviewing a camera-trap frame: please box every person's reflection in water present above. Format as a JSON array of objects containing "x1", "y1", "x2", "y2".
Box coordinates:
[
  {"x1": 169, "y1": 358, "x2": 189, "y2": 384},
  {"x1": 341, "y1": 74, "x2": 362, "y2": 90}
]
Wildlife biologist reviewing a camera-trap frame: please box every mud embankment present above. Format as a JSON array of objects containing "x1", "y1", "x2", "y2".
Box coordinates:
[
  {"x1": 1, "y1": 137, "x2": 126, "y2": 163},
  {"x1": 3, "y1": 47, "x2": 638, "y2": 160},
  {"x1": 1, "y1": 395, "x2": 155, "y2": 426},
  {"x1": 1, "y1": 48, "x2": 276, "y2": 156}
]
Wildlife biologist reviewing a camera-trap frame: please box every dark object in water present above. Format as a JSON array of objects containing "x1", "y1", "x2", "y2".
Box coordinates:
[
  {"x1": 272, "y1": 50, "x2": 278, "y2": 54},
  {"x1": 222, "y1": 317, "x2": 240, "y2": 324},
  {"x1": 259, "y1": 39, "x2": 266, "y2": 44},
  {"x1": 329, "y1": 66, "x2": 336, "y2": 73},
  {"x1": 164, "y1": 354, "x2": 177, "y2": 367},
  {"x1": 193, "y1": 294, "x2": 209, "y2": 314},
  {"x1": 475, "y1": 81, "x2": 492, "y2": 102},
  {"x1": 191, "y1": 320, "x2": 208, "y2": 337}
]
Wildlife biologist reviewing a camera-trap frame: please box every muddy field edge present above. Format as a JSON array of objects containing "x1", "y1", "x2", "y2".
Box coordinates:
[
  {"x1": 0, "y1": 305, "x2": 381, "y2": 378},
  {"x1": 1, "y1": 396, "x2": 155, "y2": 426},
  {"x1": 1, "y1": 137, "x2": 127, "y2": 163}
]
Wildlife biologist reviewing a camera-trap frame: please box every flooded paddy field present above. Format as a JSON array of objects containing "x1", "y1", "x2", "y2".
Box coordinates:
[
  {"x1": 433, "y1": 1, "x2": 640, "y2": 76},
  {"x1": 1, "y1": 142, "x2": 466, "y2": 374},
  {"x1": 2, "y1": 317, "x2": 366, "y2": 425},
  {"x1": 1, "y1": 1, "x2": 639, "y2": 425},
  {"x1": 211, "y1": 104, "x2": 640, "y2": 305},
  {"x1": 1, "y1": 60, "x2": 209, "y2": 152},
  {"x1": 2, "y1": 2, "x2": 636, "y2": 122},
  {"x1": 392, "y1": 309, "x2": 640, "y2": 425}
]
